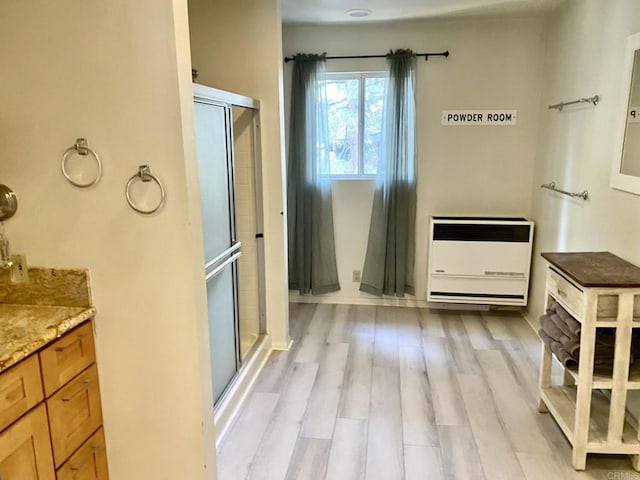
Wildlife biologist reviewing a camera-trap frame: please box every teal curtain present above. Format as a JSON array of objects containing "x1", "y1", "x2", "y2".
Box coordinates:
[
  {"x1": 287, "y1": 53, "x2": 341, "y2": 295},
  {"x1": 360, "y1": 49, "x2": 417, "y2": 296}
]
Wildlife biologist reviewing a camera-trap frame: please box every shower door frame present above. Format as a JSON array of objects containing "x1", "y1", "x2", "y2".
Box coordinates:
[{"x1": 193, "y1": 84, "x2": 267, "y2": 411}]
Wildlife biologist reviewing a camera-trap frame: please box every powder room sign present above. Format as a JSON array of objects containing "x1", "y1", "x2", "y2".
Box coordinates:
[{"x1": 441, "y1": 110, "x2": 518, "y2": 126}]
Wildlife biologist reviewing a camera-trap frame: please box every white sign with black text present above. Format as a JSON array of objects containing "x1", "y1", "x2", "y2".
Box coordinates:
[
  {"x1": 441, "y1": 110, "x2": 518, "y2": 126},
  {"x1": 629, "y1": 106, "x2": 640, "y2": 123}
]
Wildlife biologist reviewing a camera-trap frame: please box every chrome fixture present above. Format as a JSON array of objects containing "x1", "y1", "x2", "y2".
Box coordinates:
[
  {"x1": 125, "y1": 165, "x2": 166, "y2": 215},
  {"x1": 0, "y1": 185, "x2": 17, "y2": 221},
  {"x1": 548, "y1": 95, "x2": 600, "y2": 111},
  {"x1": 61, "y1": 138, "x2": 102, "y2": 188},
  {"x1": 0, "y1": 185, "x2": 17, "y2": 269},
  {"x1": 541, "y1": 181, "x2": 589, "y2": 200},
  {"x1": 0, "y1": 229, "x2": 12, "y2": 269}
]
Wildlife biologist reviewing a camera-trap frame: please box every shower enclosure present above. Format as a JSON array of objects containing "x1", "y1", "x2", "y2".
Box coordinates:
[{"x1": 193, "y1": 85, "x2": 266, "y2": 407}]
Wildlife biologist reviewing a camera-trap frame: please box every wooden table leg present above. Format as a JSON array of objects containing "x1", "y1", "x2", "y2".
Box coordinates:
[{"x1": 539, "y1": 342, "x2": 552, "y2": 413}]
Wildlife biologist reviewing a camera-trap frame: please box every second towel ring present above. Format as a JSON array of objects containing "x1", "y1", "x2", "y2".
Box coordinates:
[
  {"x1": 62, "y1": 138, "x2": 102, "y2": 188},
  {"x1": 125, "y1": 165, "x2": 166, "y2": 215}
]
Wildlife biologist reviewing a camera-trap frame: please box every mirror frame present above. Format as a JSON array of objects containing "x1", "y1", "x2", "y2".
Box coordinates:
[{"x1": 611, "y1": 32, "x2": 640, "y2": 195}]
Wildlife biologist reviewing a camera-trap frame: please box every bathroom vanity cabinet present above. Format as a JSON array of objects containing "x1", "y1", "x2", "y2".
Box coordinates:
[
  {"x1": 0, "y1": 319, "x2": 108, "y2": 479},
  {"x1": 538, "y1": 251, "x2": 640, "y2": 470}
]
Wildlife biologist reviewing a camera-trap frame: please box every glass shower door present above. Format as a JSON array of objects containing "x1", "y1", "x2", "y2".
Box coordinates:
[{"x1": 194, "y1": 100, "x2": 241, "y2": 404}]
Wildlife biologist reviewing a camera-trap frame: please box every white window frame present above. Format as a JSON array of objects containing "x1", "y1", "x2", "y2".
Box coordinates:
[{"x1": 324, "y1": 71, "x2": 386, "y2": 179}]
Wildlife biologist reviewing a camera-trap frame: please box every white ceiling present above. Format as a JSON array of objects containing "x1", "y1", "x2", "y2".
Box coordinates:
[{"x1": 281, "y1": 0, "x2": 566, "y2": 24}]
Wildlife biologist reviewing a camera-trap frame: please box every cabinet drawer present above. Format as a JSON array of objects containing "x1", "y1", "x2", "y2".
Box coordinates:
[
  {"x1": 57, "y1": 427, "x2": 108, "y2": 480},
  {"x1": 47, "y1": 365, "x2": 102, "y2": 467},
  {"x1": 0, "y1": 404, "x2": 55, "y2": 479},
  {"x1": 40, "y1": 322, "x2": 96, "y2": 397},
  {"x1": 0, "y1": 355, "x2": 44, "y2": 431},
  {"x1": 547, "y1": 268, "x2": 583, "y2": 319}
]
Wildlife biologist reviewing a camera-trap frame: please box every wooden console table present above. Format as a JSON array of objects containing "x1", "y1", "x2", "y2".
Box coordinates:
[{"x1": 538, "y1": 251, "x2": 640, "y2": 470}]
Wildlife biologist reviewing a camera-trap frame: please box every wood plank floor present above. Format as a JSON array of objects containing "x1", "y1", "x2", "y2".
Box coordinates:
[{"x1": 217, "y1": 304, "x2": 637, "y2": 480}]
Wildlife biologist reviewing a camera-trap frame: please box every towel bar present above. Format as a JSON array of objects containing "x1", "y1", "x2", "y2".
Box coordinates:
[{"x1": 541, "y1": 181, "x2": 588, "y2": 200}]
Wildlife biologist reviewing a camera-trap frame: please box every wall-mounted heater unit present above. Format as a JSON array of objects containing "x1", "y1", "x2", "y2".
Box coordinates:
[{"x1": 427, "y1": 216, "x2": 534, "y2": 307}]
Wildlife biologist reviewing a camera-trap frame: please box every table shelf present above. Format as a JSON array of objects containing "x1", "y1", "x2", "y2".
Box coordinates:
[
  {"x1": 564, "y1": 362, "x2": 640, "y2": 390},
  {"x1": 541, "y1": 386, "x2": 640, "y2": 452}
]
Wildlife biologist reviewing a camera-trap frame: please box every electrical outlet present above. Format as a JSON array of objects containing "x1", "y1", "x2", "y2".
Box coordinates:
[
  {"x1": 352, "y1": 270, "x2": 361, "y2": 282},
  {"x1": 10, "y1": 254, "x2": 28, "y2": 284}
]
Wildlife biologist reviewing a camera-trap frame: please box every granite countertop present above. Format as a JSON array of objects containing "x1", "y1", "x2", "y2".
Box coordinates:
[
  {"x1": 0, "y1": 267, "x2": 95, "y2": 373},
  {"x1": 0, "y1": 304, "x2": 96, "y2": 372}
]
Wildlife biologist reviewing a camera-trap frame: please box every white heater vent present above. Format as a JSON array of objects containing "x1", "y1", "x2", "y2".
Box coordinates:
[{"x1": 427, "y1": 216, "x2": 534, "y2": 306}]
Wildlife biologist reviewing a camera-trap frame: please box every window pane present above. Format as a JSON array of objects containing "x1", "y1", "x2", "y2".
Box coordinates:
[
  {"x1": 326, "y1": 78, "x2": 359, "y2": 175},
  {"x1": 364, "y1": 77, "x2": 386, "y2": 175}
]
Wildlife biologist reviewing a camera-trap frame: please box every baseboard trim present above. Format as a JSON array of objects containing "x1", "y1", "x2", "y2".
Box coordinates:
[
  {"x1": 521, "y1": 307, "x2": 539, "y2": 332},
  {"x1": 271, "y1": 337, "x2": 292, "y2": 351},
  {"x1": 214, "y1": 334, "x2": 272, "y2": 447},
  {"x1": 271, "y1": 339, "x2": 293, "y2": 352},
  {"x1": 289, "y1": 293, "x2": 429, "y2": 308}
]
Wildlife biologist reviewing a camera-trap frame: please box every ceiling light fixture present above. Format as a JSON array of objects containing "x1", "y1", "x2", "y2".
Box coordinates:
[{"x1": 346, "y1": 8, "x2": 372, "y2": 18}]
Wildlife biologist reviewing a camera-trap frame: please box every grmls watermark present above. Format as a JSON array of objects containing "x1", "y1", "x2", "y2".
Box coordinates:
[{"x1": 608, "y1": 472, "x2": 640, "y2": 480}]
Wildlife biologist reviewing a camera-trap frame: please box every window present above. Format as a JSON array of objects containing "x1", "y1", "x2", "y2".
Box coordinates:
[{"x1": 325, "y1": 72, "x2": 386, "y2": 177}]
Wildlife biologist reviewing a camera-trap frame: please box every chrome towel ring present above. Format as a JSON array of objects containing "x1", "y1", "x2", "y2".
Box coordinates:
[
  {"x1": 125, "y1": 165, "x2": 166, "y2": 215},
  {"x1": 62, "y1": 138, "x2": 102, "y2": 188}
]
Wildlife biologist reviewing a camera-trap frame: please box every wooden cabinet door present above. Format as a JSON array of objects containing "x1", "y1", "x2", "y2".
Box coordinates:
[
  {"x1": 0, "y1": 355, "x2": 43, "y2": 431},
  {"x1": 0, "y1": 404, "x2": 55, "y2": 479},
  {"x1": 57, "y1": 428, "x2": 108, "y2": 480},
  {"x1": 47, "y1": 365, "x2": 102, "y2": 467},
  {"x1": 40, "y1": 322, "x2": 96, "y2": 397}
]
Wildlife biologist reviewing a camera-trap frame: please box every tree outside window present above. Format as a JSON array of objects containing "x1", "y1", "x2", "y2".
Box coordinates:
[{"x1": 325, "y1": 73, "x2": 386, "y2": 177}]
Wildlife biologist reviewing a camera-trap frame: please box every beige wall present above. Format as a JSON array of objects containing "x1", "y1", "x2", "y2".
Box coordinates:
[
  {"x1": 283, "y1": 18, "x2": 546, "y2": 305},
  {"x1": 528, "y1": 0, "x2": 640, "y2": 324},
  {"x1": 189, "y1": 0, "x2": 290, "y2": 348},
  {"x1": 0, "y1": 1, "x2": 217, "y2": 478}
]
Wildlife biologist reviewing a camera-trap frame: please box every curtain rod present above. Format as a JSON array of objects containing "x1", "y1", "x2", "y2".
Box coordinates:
[{"x1": 284, "y1": 50, "x2": 449, "y2": 63}]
